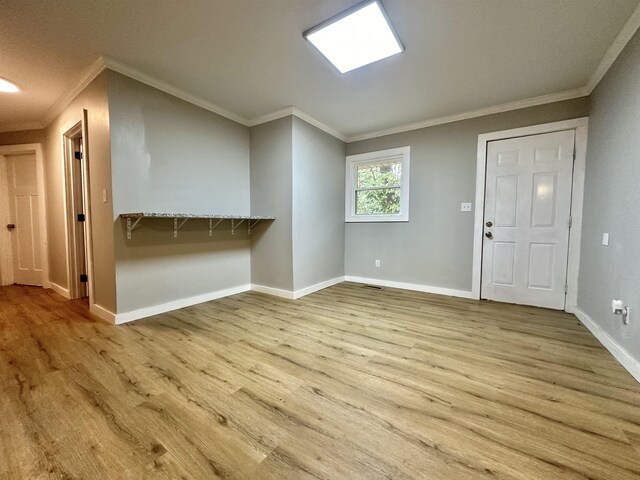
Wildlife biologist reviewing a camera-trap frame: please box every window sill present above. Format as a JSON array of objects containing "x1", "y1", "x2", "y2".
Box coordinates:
[{"x1": 345, "y1": 215, "x2": 409, "y2": 223}]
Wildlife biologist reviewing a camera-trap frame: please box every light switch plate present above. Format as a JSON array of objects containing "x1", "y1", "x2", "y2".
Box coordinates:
[
  {"x1": 461, "y1": 202, "x2": 472, "y2": 212},
  {"x1": 602, "y1": 233, "x2": 609, "y2": 246}
]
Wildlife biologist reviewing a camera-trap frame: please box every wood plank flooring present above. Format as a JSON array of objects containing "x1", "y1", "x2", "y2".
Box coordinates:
[{"x1": 1, "y1": 283, "x2": 640, "y2": 479}]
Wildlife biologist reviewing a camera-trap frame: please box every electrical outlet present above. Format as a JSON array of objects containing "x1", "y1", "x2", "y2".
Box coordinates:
[
  {"x1": 602, "y1": 233, "x2": 609, "y2": 246},
  {"x1": 461, "y1": 202, "x2": 472, "y2": 212},
  {"x1": 375, "y1": 259, "x2": 381, "y2": 268}
]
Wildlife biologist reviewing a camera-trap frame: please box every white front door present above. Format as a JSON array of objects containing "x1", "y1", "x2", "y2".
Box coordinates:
[
  {"x1": 481, "y1": 129, "x2": 575, "y2": 310},
  {"x1": 6, "y1": 153, "x2": 43, "y2": 286}
]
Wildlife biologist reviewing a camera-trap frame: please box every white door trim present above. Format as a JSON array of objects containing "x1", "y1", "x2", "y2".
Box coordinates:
[
  {"x1": 0, "y1": 144, "x2": 50, "y2": 288},
  {"x1": 60, "y1": 112, "x2": 96, "y2": 309},
  {"x1": 472, "y1": 117, "x2": 588, "y2": 312},
  {"x1": 60, "y1": 118, "x2": 80, "y2": 299},
  {"x1": 0, "y1": 154, "x2": 12, "y2": 286}
]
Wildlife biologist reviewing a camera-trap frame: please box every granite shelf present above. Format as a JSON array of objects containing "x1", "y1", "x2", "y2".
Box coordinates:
[{"x1": 119, "y1": 213, "x2": 275, "y2": 239}]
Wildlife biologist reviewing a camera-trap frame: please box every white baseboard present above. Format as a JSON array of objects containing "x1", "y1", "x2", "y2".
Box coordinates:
[
  {"x1": 49, "y1": 282, "x2": 70, "y2": 299},
  {"x1": 574, "y1": 307, "x2": 640, "y2": 384},
  {"x1": 344, "y1": 276, "x2": 476, "y2": 300},
  {"x1": 251, "y1": 284, "x2": 295, "y2": 299},
  {"x1": 293, "y1": 276, "x2": 345, "y2": 299},
  {"x1": 90, "y1": 303, "x2": 116, "y2": 323},
  {"x1": 115, "y1": 284, "x2": 251, "y2": 324},
  {"x1": 252, "y1": 276, "x2": 346, "y2": 300}
]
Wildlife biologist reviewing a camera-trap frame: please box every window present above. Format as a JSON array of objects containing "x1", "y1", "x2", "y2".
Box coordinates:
[{"x1": 345, "y1": 146, "x2": 410, "y2": 222}]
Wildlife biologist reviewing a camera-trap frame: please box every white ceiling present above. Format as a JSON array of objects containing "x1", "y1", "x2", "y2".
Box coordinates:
[{"x1": 1, "y1": 0, "x2": 639, "y2": 138}]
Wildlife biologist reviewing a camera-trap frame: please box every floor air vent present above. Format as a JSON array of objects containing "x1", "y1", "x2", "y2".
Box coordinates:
[{"x1": 363, "y1": 284, "x2": 383, "y2": 290}]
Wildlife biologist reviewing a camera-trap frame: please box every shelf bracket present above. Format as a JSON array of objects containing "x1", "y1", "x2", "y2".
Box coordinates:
[
  {"x1": 126, "y1": 217, "x2": 143, "y2": 239},
  {"x1": 174, "y1": 218, "x2": 189, "y2": 237},
  {"x1": 248, "y1": 219, "x2": 262, "y2": 235},
  {"x1": 231, "y1": 219, "x2": 245, "y2": 235},
  {"x1": 209, "y1": 218, "x2": 223, "y2": 236}
]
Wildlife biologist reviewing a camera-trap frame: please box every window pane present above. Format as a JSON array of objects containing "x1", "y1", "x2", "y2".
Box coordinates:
[
  {"x1": 357, "y1": 161, "x2": 401, "y2": 189},
  {"x1": 356, "y1": 188, "x2": 401, "y2": 215}
]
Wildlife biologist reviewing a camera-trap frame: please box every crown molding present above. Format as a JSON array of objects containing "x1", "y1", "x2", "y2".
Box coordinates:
[
  {"x1": 102, "y1": 56, "x2": 249, "y2": 125},
  {"x1": 290, "y1": 107, "x2": 347, "y2": 142},
  {"x1": 31, "y1": 6, "x2": 640, "y2": 142},
  {"x1": 40, "y1": 56, "x2": 107, "y2": 127},
  {"x1": 246, "y1": 107, "x2": 294, "y2": 127},
  {"x1": 246, "y1": 106, "x2": 347, "y2": 141},
  {"x1": 0, "y1": 120, "x2": 44, "y2": 133},
  {"x1": 584, "y1": 2, "x2": 640, "y2": 94},
  {"x1": 346, "y1": 87, "x2": 588, "y2": 142}
]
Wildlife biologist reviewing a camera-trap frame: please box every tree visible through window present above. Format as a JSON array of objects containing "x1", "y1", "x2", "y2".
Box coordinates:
[
  {"x1": 345, "y1": 146, "x2": 410, "y2": 222},
  {"x1": 356, "y1": 161, "x2": 401, "y2": 215}
]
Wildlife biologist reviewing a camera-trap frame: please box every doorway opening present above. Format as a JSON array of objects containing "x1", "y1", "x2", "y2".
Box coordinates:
[
  {"x1": 0, "y1": 144, "x2": 49, "y2": 288},
  {"x1": 61, "y1": 111, "x2": 94, "y2": 303}
]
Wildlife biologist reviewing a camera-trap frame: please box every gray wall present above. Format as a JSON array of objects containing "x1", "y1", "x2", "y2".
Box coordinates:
[
  {"x1": 345, "y1": 97, "x2": 590, "y2": 291},
  {"x1": 0, "y1": 78, "x2": 116, "y2": 312},
  {"x1": 578, "y1": 29, "x2": 640, "y2": 360},
  {"x1": 250, "y1": 116, "x2": 294, "y2": 291},
  {"x1": 45, "y1": 72, "x2": 116, "y2": 312},
  {"x1": 0, "y1": 129, "x2": 46, "y2": 146},
  {"x1": 108, "y1": 71, "x2": 251, "y2": 314},
  {"x1": 292, "y1": 117, "x2": 345, "y2": 291}
]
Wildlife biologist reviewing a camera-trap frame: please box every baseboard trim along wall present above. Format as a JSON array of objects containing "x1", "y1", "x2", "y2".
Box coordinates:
[
  {"x1": 251, "y1": 284, "x2": 295, "y2": 299},
  {"x1": 90, "y1": 303, "x2": 116, "y2": 323},
  {"x1": 115, "y1": 278, "x2": 345, "y2": 324},
  {"x1": 344, "y1": 276, "x2": 476, "y2": 299},
  {"x1": 113, "y1": 276, "x2": 474, "y2": 324},
  {"x1": 115, "y1": 284, "x2": 252, "y2": 324},
  {"x1": 292, "y1": 276, "x2": 345, "y2": 299},
  {"x1": 574, "y1": 307, "x2": 640, "y2": 384},
  {"x1": 49, "y1": 282, "x2": 71, "y2": 299},
  {"x1": 252, "y1": 276, "x2": 346, "y2": 300}
]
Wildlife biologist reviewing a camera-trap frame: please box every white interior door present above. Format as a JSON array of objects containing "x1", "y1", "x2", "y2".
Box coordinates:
[
  {"x1": 6, "y1": 153, "x2": 43, "y2": 286},
  {"x1": 481, "y1": 130, "x2": 575, "y2": 309}
]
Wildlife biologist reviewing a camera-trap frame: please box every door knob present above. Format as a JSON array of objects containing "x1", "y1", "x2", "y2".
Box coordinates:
[
  {"x1": 485, "y1": 221, "x2": 493, "y2": 227},
  {"x1": 6, "y1": 224, "x2": 15, "y2": 231},
  {"x1": 485, "y1": 231, "x2": 493, "y2": 239}
]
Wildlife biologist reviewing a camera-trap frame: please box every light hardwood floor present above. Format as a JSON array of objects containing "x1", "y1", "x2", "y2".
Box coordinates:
[{"x1": 1, "y1": 283, "x2": 640, "y2": 479}]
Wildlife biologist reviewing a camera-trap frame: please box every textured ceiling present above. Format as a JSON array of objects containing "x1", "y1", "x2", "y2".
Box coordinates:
[{"x1": 0, "y1": 0, "x2": 638, "y2": 137}]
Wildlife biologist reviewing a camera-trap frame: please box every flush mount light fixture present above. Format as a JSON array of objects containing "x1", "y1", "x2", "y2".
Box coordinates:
[
  {"x1": 0, "y1": 77, "x2": 19, "y2": 93},
  {"x1": 303, "y1": 0, "x2": 404, "y2": 74}
]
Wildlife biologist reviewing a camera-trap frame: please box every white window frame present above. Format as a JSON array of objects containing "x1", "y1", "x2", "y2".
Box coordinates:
[{"x1": 345, "y1": 146, "x2": 410, "y2": 222}]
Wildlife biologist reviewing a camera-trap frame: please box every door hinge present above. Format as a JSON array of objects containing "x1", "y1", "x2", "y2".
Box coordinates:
[
  {"x1": 572, "y1": 146, "x2": 576, "y2": 161},
  {"x1": 80, "y1": 274, "x2": 88, "y2": 283},
  {"x1": 568, "y1": 216, "x2": 572, "y2": 228},
  {"x1": 564, "y1": 283, "x2": 568, "y2": 294},
  {"x1": 77, "y1": 213, "x2": 85, "y2": 222},
  {"x1": 74, "y1": 151, "x2": 82, "y2": 160}
]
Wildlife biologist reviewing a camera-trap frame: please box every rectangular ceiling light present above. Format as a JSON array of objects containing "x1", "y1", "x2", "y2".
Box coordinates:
[{"x1": 303, "y1": 0, "x2": 404, "y2": 74}]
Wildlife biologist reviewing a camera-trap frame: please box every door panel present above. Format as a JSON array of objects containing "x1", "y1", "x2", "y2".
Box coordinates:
[
  {"x1": 7, "y1": 153, "x2": 42, "y2": 286},
  {"x1": 481, "y1": 130, "x2": 574, "y2": 309},
  {"x1": 527, "y1": 243, "x2": 554, "y2": 289},
  {"x1": 492, "y1": 242, "x2": 516, "y2": 285},
  {"x1": 531, "y1": 173, "x2": 557, "y2": 227},
  {"x1": 494, "y1": 176, "x2": 519, "y2": 227}
]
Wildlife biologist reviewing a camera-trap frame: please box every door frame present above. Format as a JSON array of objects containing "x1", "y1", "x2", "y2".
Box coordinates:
[
  {"x1": 60, "y1": 111, "x2": 95, "y2": 304},
  {"x1": 472, "y1": 117, "x2": 589, "y2": 313},
  {"x1": 0, "y1": 143, "x2": 50, "y2": 287}
]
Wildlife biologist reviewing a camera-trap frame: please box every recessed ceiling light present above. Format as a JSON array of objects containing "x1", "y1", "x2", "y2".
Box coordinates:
[
  {"x1": 0, "y1": 77, "x2": 19, "y2": 93},
  {"x1": 303, "y1": 0, "x2": 404, "y2": 74}
]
